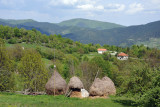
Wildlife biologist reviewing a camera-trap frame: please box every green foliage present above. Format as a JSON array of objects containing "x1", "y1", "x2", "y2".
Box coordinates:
[
  {"x1": 8, "y1": 38, "x2": 17, "y2": 44},
  {"x1": 83, "y1": 56, "x2": 89, "y2": 61},
  {"x1": 0, "y1": 38, "x2": 14, "y2": 91},
  {"x1": 18, "y1": 49, "x2": 48, "y2": 91},
  {"x1": 137, "y1": 87, "x2": 160, "y2": 107},
  {"x1": 90, "y1": 56, "x2": 112, "y2": 77}
]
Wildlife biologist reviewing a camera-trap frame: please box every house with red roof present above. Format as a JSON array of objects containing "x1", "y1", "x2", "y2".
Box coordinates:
[
  {"x1": 97, "y1": 48, "x2": 107, "y2": 54},
  {"x1": 117, "y1": 52, "x2": 128, "y2": 60}
]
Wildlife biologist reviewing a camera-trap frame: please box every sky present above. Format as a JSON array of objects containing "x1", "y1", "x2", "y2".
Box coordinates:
[{"x1": 0, "y1": 0, "x2": 160, "y2": 26}]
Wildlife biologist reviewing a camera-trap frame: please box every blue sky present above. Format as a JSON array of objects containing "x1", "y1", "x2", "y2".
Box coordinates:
[{"x1": 0, "y1": 0, "x2": 160, "y2": 26}]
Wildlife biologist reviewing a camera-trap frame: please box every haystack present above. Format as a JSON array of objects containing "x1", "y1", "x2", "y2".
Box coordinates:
[
  {"x1": 45, "y1": 70, "x2": 67, "y2": 95},
  {"x1": 67, "y1": 76, "x2": 84, "y2": 98},
  {"x1": 89, "y1": 76, "x2": 116, "y2": 98}
]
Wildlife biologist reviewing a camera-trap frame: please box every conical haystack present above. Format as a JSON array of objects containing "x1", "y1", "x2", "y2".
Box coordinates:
[
  {"x1": 89, "y1": 76, "x2": 116, "y2": 97},
  {"x1": 45, "y1": 70, "x2": 67, "y2": 95},
  {"x1": 67, "y1": 76, "x2": 84, "y2": 98},
  {"x1": 102, "y1": 76, "x2": 116, "y2": 95},
  {"x1": 68, "y1": 76, "x2": 84, "y2": 90}
]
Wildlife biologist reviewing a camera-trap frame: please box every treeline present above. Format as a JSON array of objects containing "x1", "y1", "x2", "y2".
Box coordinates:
[{"x1": 0, "y1": 25, "x2": 160, "y2": 106}]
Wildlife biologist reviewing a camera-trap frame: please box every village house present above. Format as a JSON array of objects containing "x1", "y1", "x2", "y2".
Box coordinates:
[
  {"x1": 109, "y1": 51, "x2": 117, "y2": 56},
  {"x1": 117, "y1": 52, "x2": 128, "y2": 60},
  {"x1": 97, "y1": 48, "x2": 107, "y2": 54}
]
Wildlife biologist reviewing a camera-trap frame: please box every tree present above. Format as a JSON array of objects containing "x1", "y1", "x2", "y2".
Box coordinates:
[
  {"x1": 90, "y1": 56, "x2": 112, "y2": 77},
  {"x1": 80, "y1": 61, "x2": 99, "y2": 90},
  {"x1": 18, "y1": 49, "x2": 48, "y2": 92},
  {"x1": 0, "y1": 38, "x2": 14, "y2": 91},
  {"x1": 14, "y1": 27, "x2": 21, "y2": 37}
]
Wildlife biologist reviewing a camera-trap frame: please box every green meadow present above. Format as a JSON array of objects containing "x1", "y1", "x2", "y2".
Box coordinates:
[{"x1": 0, "y1": 92, "x2": 130, "y2": 107}]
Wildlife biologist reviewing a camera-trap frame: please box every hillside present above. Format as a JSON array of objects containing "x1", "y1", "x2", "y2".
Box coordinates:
[
  {"x1": 0, "y1": 18, "x2": 160, "y2": 48},
  {"x1": 57, "y1": 18, "x2": 125, "y2": 30},
  {"x1": 62, "y1": 20, "x2": 160, "y2": 47},
  {"x1": 0, "y1": 25, "x2": 160, "y2": 107},
  {"x1": 0, "y1": 18, "x2": 35, "y2": 25}
]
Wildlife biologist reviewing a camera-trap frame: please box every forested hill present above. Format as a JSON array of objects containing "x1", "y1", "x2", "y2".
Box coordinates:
[
  {"x1": 57, "y1": 18, "x2": 124, "y2": 30},
  {"x1": 0, "y1": 18, "x2": 124, "y2": 35},
  {"x1": 63, "y1": 20, "x2": 160, "y2": 47},
  {"x1": 0, "y1": 18, "x2": 160, "y2": 48}
]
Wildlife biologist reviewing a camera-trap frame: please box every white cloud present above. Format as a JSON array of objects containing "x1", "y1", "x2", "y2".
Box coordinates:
[
  {"x1": 106, "y1": 4, "x2": 125, "y2": 12},
  {"x1": 126, "y1": 3, "x2": 144, "y2": 14},
  {"x1": 49, "y1": 0, "x2": 78, "y2": 6},
  {"x1": 59, "y1": 0, "x2": 78, "y2": 5},
  {"x1": 151, "y1": 0, "x2": 160, "y2": 4},
  {"x1": 49, "y1": 0, "x2": 96, "y2": 6},
  {"x1": 77, "y1": 4, "x2": 94, "y2": 10},
  {"x1": 77, "y1": 4, "x2": 104, "y2": 11}
]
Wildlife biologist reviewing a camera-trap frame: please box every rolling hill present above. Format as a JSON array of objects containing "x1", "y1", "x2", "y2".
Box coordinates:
[
  {"x1": 57, "y1": 18, "x2": 125, "y2": 30},
  {"x1": 0, "y1": 18, "x2": 160, "y2": 48},
  {"x1": 62, "y1": 20, "x2": 160, "y2": 47}
]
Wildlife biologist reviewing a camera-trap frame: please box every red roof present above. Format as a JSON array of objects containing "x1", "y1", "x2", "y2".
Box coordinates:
[
  {"x1": 97, "y1": 49, "x2": 107, "y2": 51},
  {"x1": 118, "y1": 52, "x2": 128, "y2": 56}
]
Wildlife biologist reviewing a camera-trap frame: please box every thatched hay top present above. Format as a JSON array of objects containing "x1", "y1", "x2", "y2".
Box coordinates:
[
  {"x1": 45, "y1": 70, "x2": 67, "y2": 95},
  {"x1": 68, "y1": 76, "x2": 84, "y2": 90},
  {"x1": 89, "y1": 76, "x2": 116, "y2": 96}
]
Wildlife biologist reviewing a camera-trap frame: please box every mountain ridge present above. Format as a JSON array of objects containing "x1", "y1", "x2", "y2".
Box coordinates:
[
  {"x1": 57, "y1": 18, "x2": 125, "y2": 30},
  {"x1": 0, "y1": 18, "x2": 160, "y2": 47}
]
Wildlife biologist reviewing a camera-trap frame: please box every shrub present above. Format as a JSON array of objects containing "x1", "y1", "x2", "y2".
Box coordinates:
[
  {"x1": 8, "y1": 38, "x2": 17, "y2": 44},
  {"x1": 137, "y1": 87, "x2": 160, "y2": 107}
]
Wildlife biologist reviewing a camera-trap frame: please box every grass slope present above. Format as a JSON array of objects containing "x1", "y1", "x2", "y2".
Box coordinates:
[{"x1": 0, "y1": 92, "x2": 129, "y2": 107}]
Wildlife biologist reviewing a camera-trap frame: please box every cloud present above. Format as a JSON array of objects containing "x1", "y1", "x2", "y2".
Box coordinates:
[
  {"x1": 151, "y1": 0, "x2": 160, "y2": 4},
  {"x1": 49, "y1": 0, "x2": 96, "y2": 6},
  {"x1": 126, "y1": 3, "x2": 144, "y2": 14},
  {"x1": 77, "y1": 4, "x2": 104, "y2": 11},
  {"x1": 49, "y1": 0, "x2": 78, "y2": 6},
  {"x1": 106, "y1": 4, "x2": 125, "y2": 12}
]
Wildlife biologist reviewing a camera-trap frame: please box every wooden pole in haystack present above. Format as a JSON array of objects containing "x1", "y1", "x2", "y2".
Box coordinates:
[{"x1": 53, "y1": 48, "x2": 56, "y2": 96}]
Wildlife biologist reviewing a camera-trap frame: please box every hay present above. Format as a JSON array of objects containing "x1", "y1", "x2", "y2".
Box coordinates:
[
  {"x1": 45, "y1": 70, "x2": 67, "y2": 95},
  {"x1": 67, "y1": 76, "x2": 84, "y2": 98},
  {"x1": 102, "y1": 76, "x2": 116, "y2": 95},
  {"x1": 70, "y1": 91, "x2": 82, "y2": 98},
  {"x1": 68, "y1": 76, "x2": 84, "y2": 90},
  {"x1": 89, "y1": 76, "x2": 116, "y2": 96}
]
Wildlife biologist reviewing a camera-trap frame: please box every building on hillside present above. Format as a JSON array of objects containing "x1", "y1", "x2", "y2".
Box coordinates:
[
  {"x1": 109, "y1": 51, "x2": 117, "y2": 56},
  {"x1": 117, "y1": 52, "x2": 128, "y2": 60},
  {"x1": 97, "y1": 48, "x2": 107, "y2": 54}
]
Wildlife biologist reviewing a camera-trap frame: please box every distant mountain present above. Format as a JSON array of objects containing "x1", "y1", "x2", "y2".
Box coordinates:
[
  {"x1": 0, "y1": 18, "x2": 35, "y2": 25},
  {"x1": 62, "y1": 20, "x2": 160, "y2": 47},
  {"x1": 57, "y1": 18, "x2": 125, "y2": 30},
  {"x1": 0, "y1": 18, "x2": 160, "y2": 47}
]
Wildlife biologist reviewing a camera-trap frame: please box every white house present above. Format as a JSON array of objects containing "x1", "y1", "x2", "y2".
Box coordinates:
[
  {"x1": 117, "y1": 52, "x2": 128, "y2": 60},
  {"x1": 97, "y1": 48, "x2": 107, "y2": 54},
  {"x1": 109, "y1": 51, "x2": 117, "y2": 56}
]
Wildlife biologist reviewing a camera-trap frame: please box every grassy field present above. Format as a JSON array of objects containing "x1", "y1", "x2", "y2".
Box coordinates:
[
  {"x1": 83, "y1": 52, "x2": 102, "y2": 60},
  {"x1": 0, "y1": 92, "x2": 130, "y2": 107}
]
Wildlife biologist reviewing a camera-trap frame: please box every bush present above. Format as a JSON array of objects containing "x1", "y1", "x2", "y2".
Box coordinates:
[
  {"x1": 137, "y1": 87, "x2": 160, "y2": 107},
  {"x1": 8, "y1": 38, "x2": 17, "y2": 44}
]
